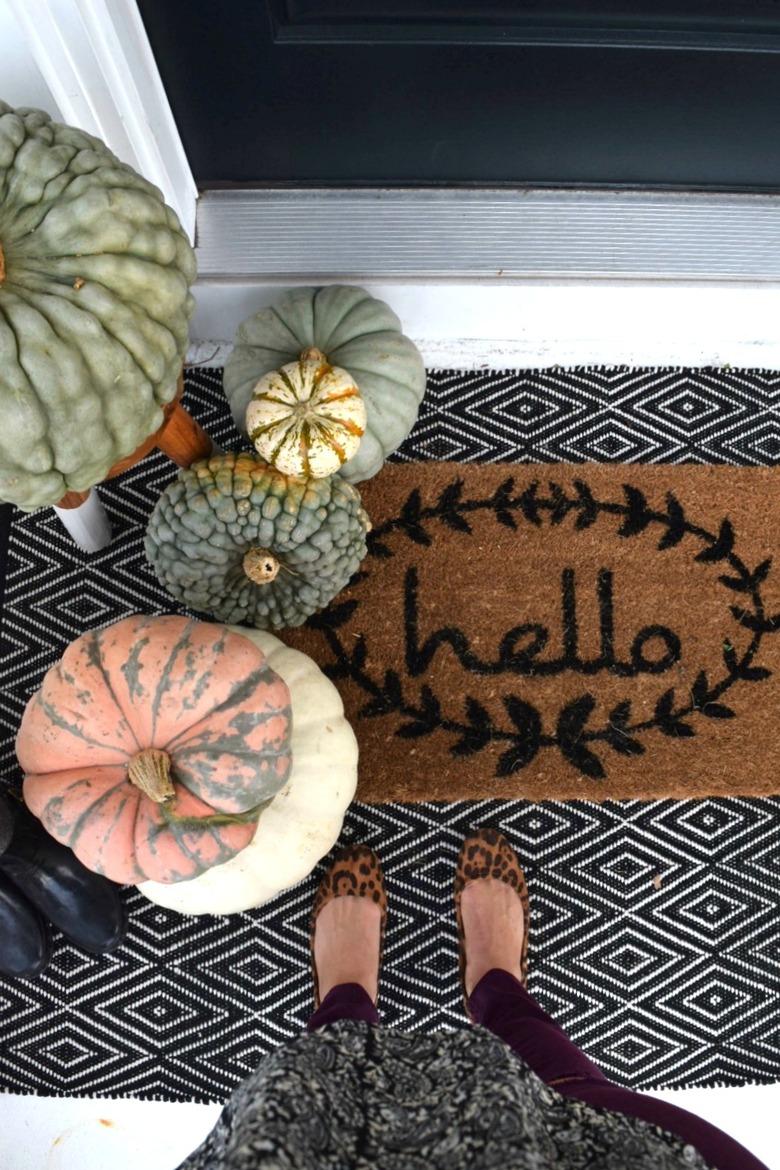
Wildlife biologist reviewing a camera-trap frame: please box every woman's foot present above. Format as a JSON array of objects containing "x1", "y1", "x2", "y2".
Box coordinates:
[
  {"x1": 460, "y1": 877, "x2": 525, "y2": 998},
  {"x1": 310, "y1": 845, "x2": 386, "y2": 1005},
  {"x1": 454, "y1": 829, "x2": 530, "y2": 1007},
  {"x1": 313, "y1": 893, "x2": 382, "y2": 1002}
]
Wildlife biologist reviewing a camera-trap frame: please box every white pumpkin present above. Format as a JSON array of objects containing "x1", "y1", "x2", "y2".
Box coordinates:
[
  {"x1": 137, "y1": 625, "x2": 357, "y2": 915},
  {"x1": 246, "y1": 347, "x2": 367, "y2": 479}
]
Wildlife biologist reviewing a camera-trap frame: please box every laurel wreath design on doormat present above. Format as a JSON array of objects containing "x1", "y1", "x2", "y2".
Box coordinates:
[{"x1": 308, "y1": 478, "x2": 780, "y2": 779}]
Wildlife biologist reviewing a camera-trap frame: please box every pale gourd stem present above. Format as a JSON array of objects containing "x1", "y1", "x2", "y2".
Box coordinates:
[
  {"x1": 128, "y1": 748, "x2": 175, "y2": 803},
  {"x1": 299, "y1": 346, "x2": 327, "y2": 364},
  {"x1": 0, "y1": 241, "x2": 5, "y2": 284},
  {"x1": 243, "y1": 547, "x2": 281, "y2": 584}
]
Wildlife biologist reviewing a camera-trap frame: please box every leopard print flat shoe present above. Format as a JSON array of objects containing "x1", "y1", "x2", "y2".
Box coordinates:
[
  {"x1": 310, "y1": 844, "x2": 388, "y2": 1009},
  {"x1": 454, "y1": 827, "x2": 530, "y2": 1020}
]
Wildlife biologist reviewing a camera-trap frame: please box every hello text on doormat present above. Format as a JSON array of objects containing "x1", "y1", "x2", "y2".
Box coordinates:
[{"x1": 283, "y1": 463, "x2": 780, "y2": 803}]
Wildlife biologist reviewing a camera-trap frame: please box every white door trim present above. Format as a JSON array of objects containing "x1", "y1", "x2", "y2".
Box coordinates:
[
  {"x1": 7, "y1": 0, "x2": 197, "y2": 240},
  {"x1": 189, "y1": 278, "x2": 780, "y2": 370}
]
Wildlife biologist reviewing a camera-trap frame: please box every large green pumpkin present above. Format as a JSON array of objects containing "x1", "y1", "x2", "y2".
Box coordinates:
[
  {"x1": 0, "y1": 102, "x2": 196, "y2": 511},
  {"x1": 145, "y1": 451, "x2": 371, "y2": 629},
  {"x1": 223, "y1": 286, "x2": 426, "y2": 484}
]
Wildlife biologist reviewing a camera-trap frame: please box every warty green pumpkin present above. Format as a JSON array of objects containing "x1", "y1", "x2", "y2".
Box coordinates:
[
  {"x1": 145, "y1": 451, "x2": 371, "y2": 629},
  {"x1": 17, "y1": 615, "x2": 292, "y2": 885},
  {"x1": 223, "y1": 285, "x2": 425, "y2": 484},
  {"x1": 0, "y1": 101, "x2": 196, "y2": 511}
]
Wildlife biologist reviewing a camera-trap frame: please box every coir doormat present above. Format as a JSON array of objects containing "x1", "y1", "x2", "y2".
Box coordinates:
[{"x1": 286, "y1": 462, "x2": 780, "y2": 803}]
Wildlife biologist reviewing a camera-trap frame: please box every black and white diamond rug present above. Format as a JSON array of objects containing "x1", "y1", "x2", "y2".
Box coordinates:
[{"x1": 0, "y1": 366, "x2": 778, "y2": 1103}]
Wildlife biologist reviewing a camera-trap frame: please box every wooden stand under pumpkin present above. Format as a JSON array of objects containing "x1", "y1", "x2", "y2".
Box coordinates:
[{"x1": 54, "y1": 375, "x2": 217, "y2": 552}]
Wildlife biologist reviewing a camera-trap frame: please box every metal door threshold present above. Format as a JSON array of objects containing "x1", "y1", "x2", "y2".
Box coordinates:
[{"x1": 195, "y1": 188, "x2": 780, "y2": 282}]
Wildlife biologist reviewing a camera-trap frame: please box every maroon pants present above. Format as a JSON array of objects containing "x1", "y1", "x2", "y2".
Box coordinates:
[{"x1": 308, "y1": 969, "x2": 769, "y2": 1170}]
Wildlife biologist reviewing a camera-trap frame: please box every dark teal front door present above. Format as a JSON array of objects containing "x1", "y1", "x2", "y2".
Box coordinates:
[{"x1": 137, "y1": 2, "x2": 780, "y2": 190}]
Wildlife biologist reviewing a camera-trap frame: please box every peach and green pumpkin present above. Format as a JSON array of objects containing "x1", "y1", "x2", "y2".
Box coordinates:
[
  {"x1": 138, "y1": 626, "x2": 359, "y2": 916},
  {"x1": 16, "y1": 614, "x2": 292, "y2": 885}
]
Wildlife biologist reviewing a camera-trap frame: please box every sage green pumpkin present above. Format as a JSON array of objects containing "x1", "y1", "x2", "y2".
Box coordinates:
[
  {"x1": 145, "y1": 451, "x2": 371, "y2": 629},
  {"x1": 223, "y1": 286, "x2": 426, "y2": 484},
  {"x1": 0, "y1": 102, "x2": 196, "y2": 511}
]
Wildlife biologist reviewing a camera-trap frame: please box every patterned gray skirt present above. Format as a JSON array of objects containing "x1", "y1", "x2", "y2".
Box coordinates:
[{"x1": 178, "y1": 1021, "x2": 709, "y2": 1169}]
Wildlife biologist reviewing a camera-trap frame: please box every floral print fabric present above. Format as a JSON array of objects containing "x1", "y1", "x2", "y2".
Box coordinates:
[{"x1": 178, "y1": 1021, "x2": 710, "y2": 1170}]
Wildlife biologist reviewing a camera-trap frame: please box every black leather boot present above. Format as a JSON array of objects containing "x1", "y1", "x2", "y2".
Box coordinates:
[
  {"x1": 0, "y1": 872, "x2": 51, "y2": 978},
  {"x1": 0, "y1": 798, "x2": 126, "y2": 955}
]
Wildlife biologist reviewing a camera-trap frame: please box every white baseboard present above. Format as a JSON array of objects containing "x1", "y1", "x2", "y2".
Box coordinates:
[{"x1": 188, "y1": 278, "x2": 780, "y2": 370}]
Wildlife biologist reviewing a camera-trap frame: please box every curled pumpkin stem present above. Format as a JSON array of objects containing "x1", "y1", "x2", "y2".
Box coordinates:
[{"x1": 156, "y1": 795, "x2": 274, "y2": 832}]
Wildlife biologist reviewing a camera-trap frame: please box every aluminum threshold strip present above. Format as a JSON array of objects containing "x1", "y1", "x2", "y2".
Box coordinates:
[{"x1": 195, "y1": 188, "x2": 780, "y2": 281}]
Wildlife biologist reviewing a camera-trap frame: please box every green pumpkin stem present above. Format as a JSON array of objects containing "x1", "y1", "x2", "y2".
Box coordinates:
[
  {"x1": 243, "y1": 547, "x2": 281, "y2": 584},
  {"x1": 0, "y1": 241, "x2": 5, "y2": 284},
  {"x1": 128, "y1": 748, "x2": 175, "y2": 803},
  {"x1": 158, "y1": 795, "x2": 274, "y2": 831}
]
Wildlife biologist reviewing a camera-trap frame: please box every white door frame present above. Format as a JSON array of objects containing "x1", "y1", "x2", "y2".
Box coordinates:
[
  {"x1": 9, "y1": 0, "x2": 780, "y2": 369},
  {"x1": 7, "y1": 0, "x2": 197, "y2": 240}
]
